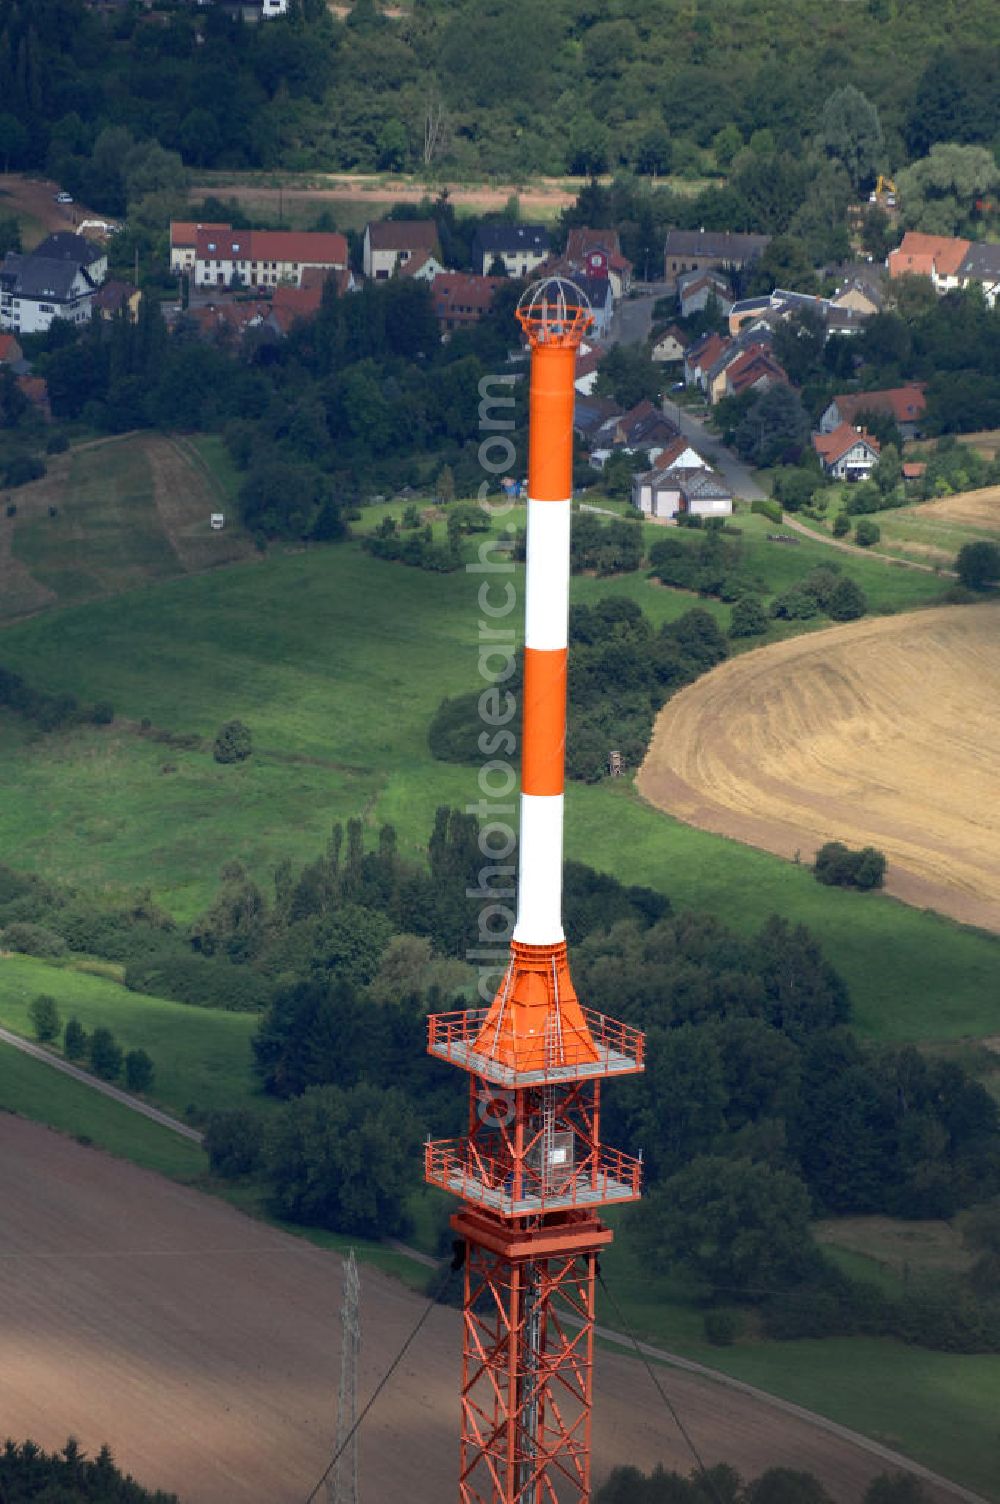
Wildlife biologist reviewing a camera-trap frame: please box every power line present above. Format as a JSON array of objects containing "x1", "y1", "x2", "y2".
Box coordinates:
[
  {"x1": 301, "y1": 1261, "x2": 454, "y2": 1504},
  {"x1": 597, "y1": 1269, "x2": 727, "y2": 1504}
]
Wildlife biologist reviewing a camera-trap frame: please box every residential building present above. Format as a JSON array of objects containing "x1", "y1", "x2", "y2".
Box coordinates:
[
  {"x1": 170, "y1": 221, "x2": 230, "y2": 276},
  {"x1": 363, "y1": 220, "x2": 439, "y2": 280},
  {"x1": 723, "y1": 345, "x2": 788, "y2": 400},
  {"x1": 591, "y1": 398, "x2": 679, "y2": 462},
  {"x1": 398, "y1": 252, "x2": 447, "y2": 282},
  {"x1": 632, "y1": 463, "x2": 732, "y2": 518},
  {"x1": 93, "y1": 280, "x2": 141, "y2": 321},
  {"x1": 650, "y1": 325, "x2": 688, "y2": 363},
  {"x1": 888, "y1": 232, "x2": 970, "y2": 292},
  {"x1": 193, "y1": 227, "x2": 348, "y2": 289},
  {"x1": 431, "y1": 272, "x2": 500, "y2": 333},
  {"x1": 564, "y1": 228, "x2": 633, "y2": 299},
  {"x1": 573, "y1": 341, "x2": 605, "y2": 396},
  {"x1": 677, "y1": 267, "x2": 732, "y2": 320},
  {"x1": 573, "y1": 395, "x2": 620, "y2": 442},
  {"x1": 820, "y1": 386, "x2": 926, "y2": 442},
  {"x1": 471, "y1": 224, "x2": 549, "y2": 277},
  {"x1": 683, "y1": 330, "x2": 730, "y2": 389},
  {"x1": 830, "y1": 277, "x2": 882, "y2": 317},
  {"x1": 216, "y1": 0, "x2": 288, "y2": 18},
  {"x1": 664, "y1": 229, "x2": 769, "y2": 280},
  {"x1": 652, "y1": 436, "x2": 709, "y2": 473},
  {"x1": 33, "y1": 232, "x2": 108, "y2": 287},
  {"x1": 958, "y1": 242, "x2": 1000, "y2": 307},
  {"x1": 0, "y1": 254, "x2": 97, "y2": 334},
  {"x1": 812, "y1": 423, "x2": 880, "y2": 480}
]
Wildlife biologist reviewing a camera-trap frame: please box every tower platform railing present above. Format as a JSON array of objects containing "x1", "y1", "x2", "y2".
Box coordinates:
[
  {"x1": 427, "y1": 1006, "x2": 644, "y2": 1086},
  {"x1": 425, "y1": 1138, "x2": 642, "y2": 1219}
]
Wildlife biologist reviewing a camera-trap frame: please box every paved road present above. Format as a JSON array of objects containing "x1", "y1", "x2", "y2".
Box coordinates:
[
  {"x1": 662, "y1": 400, "x2": 766, "y2": 501},
  {"x1": 608, "y1": 286, "x2": 668, "y2": 346},
  {"x1": 0, "y1": 1028, "x2": 204, "y2": 1143}
]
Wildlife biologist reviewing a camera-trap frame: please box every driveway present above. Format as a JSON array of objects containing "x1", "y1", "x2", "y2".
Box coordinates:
[
  {"x1": 661, "y1": 399, "x2": 765, "y2": 501},
  {"x1": 608, "y1": 286, "x2": 669, "y2": 346}
]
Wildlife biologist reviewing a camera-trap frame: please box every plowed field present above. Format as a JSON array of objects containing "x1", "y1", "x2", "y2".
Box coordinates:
[
  {"x1": 0, "y1": 1115, "x2": 966, "y2": 1504},
  {"x1": 638, "y1": 606, "x2": 1000, "y2": 931}
]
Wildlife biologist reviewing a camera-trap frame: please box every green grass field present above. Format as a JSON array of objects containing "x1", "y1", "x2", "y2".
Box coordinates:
[
  {"x1": 791, "y1": 491, "x2": 999, "y2": 571},
  {"x1": 0, "y1": 954, "x2": 261, "y2": 1119},
  {"x1": 0, "y1": 1041, "x2": 207, "y2": 1180},
  {"x1": 0, "y1": 535, "x2": 997, "y2": 1034}
]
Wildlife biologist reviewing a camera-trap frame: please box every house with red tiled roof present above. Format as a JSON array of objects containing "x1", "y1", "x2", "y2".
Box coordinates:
[
  {"x1": 363, "y1": 220, "x2": 440, "y2": 281},
  {"x1": 16, "y1": 375, "x2": 50, "y2": 418},
  {"x1": 812, "y1": 423, "x2": 880, "y2": 480},
  {"x1": 573, "y1": 340, "x2": 606, "y2": 396},
  {"x1": 431, "y1": 272, "x2": 501, "y2": 333},
  {"x1": 170, "y1": 222, "x2": 230, "y2": 276},
  {"x1": 902, "y1": 461, "x2": 926, "y2": 482},
  {"x1": 652, "y1": 436, "x2": 709, "y2": 473},
  {"x1": 888, "y1": 232, "x2": 970, "y2": 292},
  {"x1": 820, "y1": 385, "x2": 926, "y2": 441},
  {"x1": 683, "y1": 331, "x2": 731, "y2": 390},
  {"x1": 724, "y1": 346, "x2": 788, "y2": 400},
  {"x1": 0, "y1": 332, "x2": 22, "y2": 364},
  {"x1": 193, "y1": 226, "x2": 348, "y2": 290}
]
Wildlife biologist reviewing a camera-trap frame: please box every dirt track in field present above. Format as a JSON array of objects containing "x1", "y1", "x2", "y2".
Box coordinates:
[
  {"x1": 910, "y1": 485, "x2": 1000, "y2": 531},
  {"x1": 0, "y1": 173, "x2": 106, "y2": 247},
  {"x1": 0, "y1": 1114, "x2": 974, "y2": 1504},
  {"x1": 637, "y1": 606, "x2": 1000, "y2": 932}
]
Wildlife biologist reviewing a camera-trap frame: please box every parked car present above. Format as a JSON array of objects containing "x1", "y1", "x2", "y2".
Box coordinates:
[{"x1": 54, "y1": 191, "x2": 73, "y2": 204}]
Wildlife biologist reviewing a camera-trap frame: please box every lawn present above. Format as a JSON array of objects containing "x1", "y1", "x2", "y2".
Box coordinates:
[
  {"x1": 0, "y1": 1041, "x2": 207, "y2": 1181},
  {"x1": 0, "y1": 953, "x2": 262, "y2": 1120}
]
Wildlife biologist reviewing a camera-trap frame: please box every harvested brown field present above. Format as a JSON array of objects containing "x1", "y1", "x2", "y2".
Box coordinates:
[
  {"x1": 910, "y1": 485, "x2": 1000, "y2": 531},
  {"x1": 638, "y1": 606, "x2": 1000, "y2": 931},
  {"x1": 0, "y1": 1115, "x2": 968, "y2": 1504}
]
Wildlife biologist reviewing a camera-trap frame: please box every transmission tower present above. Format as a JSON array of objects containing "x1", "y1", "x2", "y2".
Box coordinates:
[
  {"x1": 425, "y1": 278, "x2": 645, "y2": 1504},
  {"x1": 329, "y1": 1248, "x2": 360, "y2": 1504}
]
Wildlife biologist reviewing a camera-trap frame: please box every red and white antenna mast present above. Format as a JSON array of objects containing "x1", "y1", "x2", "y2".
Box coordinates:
[{"x1": 426, "y1": 278, "x2": 646, "y2": 1504}]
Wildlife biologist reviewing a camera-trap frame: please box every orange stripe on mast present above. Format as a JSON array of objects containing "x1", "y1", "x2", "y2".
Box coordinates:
[
  {"x1": 521, "y1": 646, "x2": 567, "y2": 796},
  {"x1": 528, "y1": 344, "x2": 576, "y2": 502}
]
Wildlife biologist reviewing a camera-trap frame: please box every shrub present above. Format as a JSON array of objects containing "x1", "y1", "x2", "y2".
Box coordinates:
[
  {"x1": 843, "y1": 480, "x2": 882, "y2": 516},
  {"x1": 955, "y1": 540, "x2": 1000, "y2": 590},
  {"x1": 2, "y1": 453, "x2": 45, "y2": 487},
  {"x1": 703, "y1": 1309, "x2": 742, "y2": 1346},
  {"x1": 729, "y1": 595, "x2": 768, "y2": 638},
  {"x1": 854, "y1": 518, "x2": 880, "y2": 547},
  {"x1": 814, "y1": 841, "x2": 886, "y2": 890},
  {"x1": 91, "y1": 700, "x2": 114, "y2": 725},
  {"x1": 29, "y1": 993, "x2": 61, "y2": 1042},
  {"x1": 204, "y1": 1108, "x2": 266, "y2": 1177},
  {"x1": 63, "y1": 1016, "x2": 87, "y2": 1060},
  {"x1": 1, "y1": 920, "x2": 67, "y2": 957},
  {"x1": 124, "y1": 1048, "x2": 155, "y2": 1092},
  {"x1": 827, "y1": 577, "x2": 868, "y2": 621},
  {"x1": 831, "y1": 512, "x2": 850, "y2": 537},
  {"x1": 213, "y1": 720, "x2": 252, "y2": 764},
  {"x1": 89, "y1": 1026, "x2": 123, "y2": 1081},
  {"x1": 45, "y1": 431, "x2": 70, "y2": 455},
  {"x1": 770, "y1": 586, "x2": 819, "y2": 620},
  {"x1": 751, "y1": 497, "x2": 783, "y2": 523},
  {"x1": 5, "y1": 502, "x2": 15, "y2": 517}
]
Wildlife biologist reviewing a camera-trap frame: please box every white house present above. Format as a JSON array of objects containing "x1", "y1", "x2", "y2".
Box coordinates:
[
  {"x1": 651, "y1": 326, "x2": 687, "y2": 363},
  {"x1": 471, "y1": 224, "x2": 550, "y2": 277},
  {"x1": 0, "y1": 254, "x2": 96, "y2": 334},
  {"x1": 812, "y1": 423, "x2": 880, "y2": 480},
  {"x1": 632, "y1": 464, "x2": 732, "y2": 519},
  {"x1": 193, "y1": 227, "x2": 348, "y2": 289},
  {"x1": 363, "y1": 220, "x2": 440, "y2": 280},
  {"x1": 170, "y1": 221, "x2": 230, "y2": 276}
]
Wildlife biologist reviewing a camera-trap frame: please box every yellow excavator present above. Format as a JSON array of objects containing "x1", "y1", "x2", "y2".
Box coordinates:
[{"x1": 869, "y1": 174, "x2": 898, "y2": 208}]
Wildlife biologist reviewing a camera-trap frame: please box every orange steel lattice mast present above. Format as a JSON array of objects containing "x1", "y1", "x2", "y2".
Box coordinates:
[{"x1": 426, "y1": 279, "x2": 645, "y2": 1504}]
